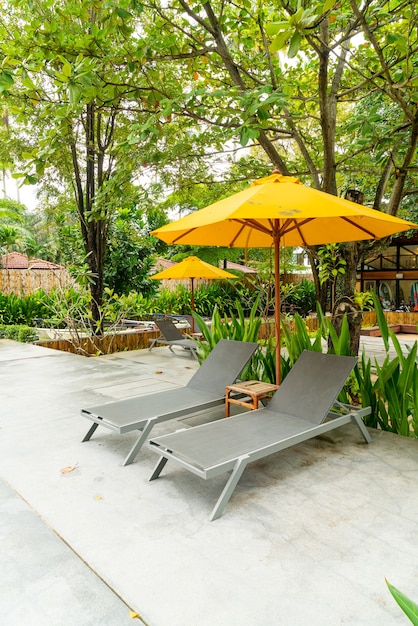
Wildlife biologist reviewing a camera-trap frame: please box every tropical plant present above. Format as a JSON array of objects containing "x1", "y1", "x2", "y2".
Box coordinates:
[
  {"x1": 192, "y1": 298, "x2": 262, "y2": 375},
  {"x1": 318, "y1": 244, "x2": 347, "y2": 312},
  {"x1": 353, "y1": 290, "x2": 374, "y2": 311},
  {"x1": 0, "y1": 291, "x2": 49, "y2": 325},
  {"x1": 386, "y1": 580, "x2": 418, "y2": 625}
]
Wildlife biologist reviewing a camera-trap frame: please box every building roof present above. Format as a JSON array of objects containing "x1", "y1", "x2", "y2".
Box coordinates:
[
  {"x1": 1, "y1": 252, "x2": 65, "y2": 270},
  {"x1": 151, "y1": 257, "x2": 178, "y2": 273},
  {"x1": 220, "y1": 260, "x2": 257, "y2": 274}
]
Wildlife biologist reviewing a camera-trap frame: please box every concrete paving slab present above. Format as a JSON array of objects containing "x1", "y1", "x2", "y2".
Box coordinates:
[
  {"x1": 1, "y1": 338, "x2": 418, "y2": 625},
  {"x1": 0, "y1": 479, "x2": 137, "y2": 626}
]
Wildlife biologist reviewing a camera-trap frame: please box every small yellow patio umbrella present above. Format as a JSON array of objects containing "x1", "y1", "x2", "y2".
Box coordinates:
[
  {"x1": 150, "y1": 255, "x2": 235, "y2": 332},
  {"x1": 152, "y1": 172, "x2": 418, "y2": 384}
]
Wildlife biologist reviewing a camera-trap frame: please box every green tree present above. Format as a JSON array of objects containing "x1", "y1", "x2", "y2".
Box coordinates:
[
  {"x1": 104, "y1": 204, "x2": 158, "y2": 295},
  {"x1": 1, "y1": 0, "x2": 417, "y2": 328},
  {"x1": 0, "y1": 0, "x2": 179, "y2": 329},
  {"x1": 135, "y1": 1, "x2": 418, "y2": 306}
]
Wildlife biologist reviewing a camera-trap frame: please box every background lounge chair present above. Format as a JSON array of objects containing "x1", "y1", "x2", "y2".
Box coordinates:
[
  {"x1": 81, "y1": 339, "x2": 259, "y2": 465},
  {"x1": 148, "y1": 351, "x2": 372, "y2": 520},
  {"x1": 148, "y1": 318, "x2": 198, "y2": 359}
]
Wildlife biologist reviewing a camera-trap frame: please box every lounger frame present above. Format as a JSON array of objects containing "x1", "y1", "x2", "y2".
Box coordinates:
[
  {"x1": 81, "y1": 339, "x2": 258, "y2": 465},
  {"x1": 148, "y1": 318, "x2": 198, "y2": 359},
  {"x1": 148, "y1": 351, "x2": 372, "y2": 520}
]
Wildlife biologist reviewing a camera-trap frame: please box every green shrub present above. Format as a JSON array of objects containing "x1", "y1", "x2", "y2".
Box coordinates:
[
  {"x1": 0, "y1": 324, "x2": 38, "y2": 342},
  {"x1": 285, "y1": 278, "x2": 317, "y2": 316},
  {"x1": 0, "y1": 291, "x2": 50, "y2": 325}
]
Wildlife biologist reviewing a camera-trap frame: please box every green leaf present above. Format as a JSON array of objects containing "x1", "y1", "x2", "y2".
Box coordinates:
[
  {"x1": 25, "y1": 175, "x2": 38, "y2": 185},
  {"x1": 68, "y1": 83, "x2": 82, "y2": 104},
  {"x1": 61, "y1": 62, "x2": 72, "y2": 78},
  {"x1": 265, "y1": 22, "x2": 289, "y2": 36},
  {"x1": 323, "y1": 0, "x2": 335, "y2": 13},
  {"x1": 269, "y1": 30, "x2": 291, "y2": 53},
  {"x1": 386, "y1": 580, "x2": 418, "y2": 625},
  {"x1": 239, "y1": 126, "x2": 251, "y2": 147},
  {"x1": 288, "y1": 31, "x2": 302, "y2": 58},
  {"x1": 0, "y1": 70, "x2": 14, "y2": 89},
  {"x1": 372, "y1": 291, "x2": 390, "y2": 350},
  {"x1": 116, "y1": 7, "x2": 132, "y2": 18}
]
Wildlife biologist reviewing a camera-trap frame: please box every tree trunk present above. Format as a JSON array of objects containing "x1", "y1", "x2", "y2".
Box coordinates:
[
  {"x1": 71, "y1": 103, "x2": 109, "y2": 335},
  {"x1": 329, "y1": 296, "x2": 363, "y2": 357}
]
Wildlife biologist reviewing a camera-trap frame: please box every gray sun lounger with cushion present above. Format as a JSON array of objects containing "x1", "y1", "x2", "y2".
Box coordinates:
[
  {"x1": 148, "y1": 351, "x2": 372, "y2": 521},
  {"x1": 81, "y1": 339, "x2": 258, "y2": 465},
  {"x1": 148, "y1": 318, "x2": 198, "y2": 359}
]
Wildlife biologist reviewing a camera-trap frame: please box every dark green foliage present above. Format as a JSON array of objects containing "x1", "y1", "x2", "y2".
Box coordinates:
[
  {"x1": 0, "y1": 324, "x2": 38, "y2": 342},
  {"x1": 0, "y1": 291, "x2": 49, "y2": 325},
  {"x1": 192, "y1": 298, "x2": 262, "y2": 379},
  {"x1": 103, "y1": 206, "x2": 159, "y2": 296},
  {"x1": 284, "y1": 279, "x2": 317, "y2": 316}
]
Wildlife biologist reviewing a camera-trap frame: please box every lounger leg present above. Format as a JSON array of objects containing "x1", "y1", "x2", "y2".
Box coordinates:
[
  {"x1": 82, "y1": 422, "x2": 99, "y2": 442},
  {"x1": 148, "y1": 338, "x2": 157, "y2": 351},
  {"x1": 351, "y1": 414, "x2": 372, "y2": 444},
  {"x1": 149, "y1": 456, "x2": 168, "y2": 480},
  {"x1": 122, "y1": 421, "x2": 155, "y2": 466},
  {"x1": 209, "y1": 455, "x2": 249, "y2": 522}
]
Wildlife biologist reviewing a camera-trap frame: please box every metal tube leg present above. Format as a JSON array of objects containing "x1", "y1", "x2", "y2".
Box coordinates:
[
  {"x1": 352, "y1": 414, "x2": 372, "y2": 443},
  {"x1": 209, "y1": 455, "x2": 249, "y2": 522},
  {"x1": 149, "y1": 456, "x2": 169, "y2": 481},
  {"x1": 82, "y1": 422, "x2": 99, "y2": 442},
  {"x1": 122, "y1": 421, "x2": 155, "y2": 466}
]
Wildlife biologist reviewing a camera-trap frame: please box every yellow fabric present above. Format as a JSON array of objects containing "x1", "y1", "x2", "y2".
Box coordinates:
[
  {"x1": 152, "y1": 177, "x2": 417, "y2": 248},
  {"x1": 150, "y1": 256, "x2": 236, "y2": 280}
]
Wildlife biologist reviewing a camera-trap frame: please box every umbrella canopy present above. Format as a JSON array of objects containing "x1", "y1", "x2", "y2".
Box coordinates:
[
  {"x1": 150, "y1": 255, "x2": 235, "y2": 331},
  {"x1": 152, "y1": 173, "x2": 418, "y2": 382}
]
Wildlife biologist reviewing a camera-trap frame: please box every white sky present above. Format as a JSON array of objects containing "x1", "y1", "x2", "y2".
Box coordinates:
[{"x1": 3, "y1": 173, "x2": 39, "y2": 211}]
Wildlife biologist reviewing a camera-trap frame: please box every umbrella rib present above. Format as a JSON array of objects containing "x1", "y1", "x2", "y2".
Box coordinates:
[
  {"x1": 230, "y1": 220, "x2": 267, "y2": 246},
  {"x1": 232, "y1": 218, "x2": 272, "y2": 238},
  {"x1": 171, "y1": 228, "x2": 196, "y2": 244},
  {"x1": 278, "y1": 218, "x2": 311, "y2": 246},
  {"x1": 341, "y1": 216, "x2": 377, "y2": 238}
]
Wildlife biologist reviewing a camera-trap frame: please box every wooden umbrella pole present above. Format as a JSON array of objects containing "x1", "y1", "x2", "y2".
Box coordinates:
[
  {"x1": 191, "y1": 277, "x2": 195, "y2": 333},
  {"x1": 274, "y1": 234, "x2": 281, "y2": 385}
]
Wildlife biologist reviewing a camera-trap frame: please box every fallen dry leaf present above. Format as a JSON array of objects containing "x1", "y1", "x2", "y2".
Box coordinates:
[
  {"x1": 155, "y1": 369, "x2": 163, "y2": 374},
  {"x1": 60, "y1": 464, "x2": 78, "y2": 475},
  {"x1": 129, "y1": 610, "x2": 140, "y2": 619},
  {"x1": 94, "y1": 495, "x2": 103, "y2": 501}
]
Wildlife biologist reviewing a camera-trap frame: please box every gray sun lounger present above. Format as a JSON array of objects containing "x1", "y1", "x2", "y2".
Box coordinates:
[
  {"x1": 148, "y1": 318, "x2": 198, "y2": 359},
  {"x1": 148, "y1": 351, "x2": 372, "y2": 521},
  {"x1": 81, "y1": 339, "x2": 258, "y2": 465}
]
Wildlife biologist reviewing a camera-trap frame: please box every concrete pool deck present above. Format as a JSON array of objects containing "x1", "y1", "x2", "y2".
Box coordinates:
[{"x1": 1, "y1": 337, "x2": 418, "y2": 625}]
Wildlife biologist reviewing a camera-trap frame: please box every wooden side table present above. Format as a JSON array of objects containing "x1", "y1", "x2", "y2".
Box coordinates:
[{"x1": 225, "y1": 380, "x2": 279, "y2": 417}]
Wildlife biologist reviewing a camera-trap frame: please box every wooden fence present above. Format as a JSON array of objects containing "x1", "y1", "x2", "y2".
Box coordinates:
[{"x1": 0, "y1": 268, "x2": 70, "y2": 295}]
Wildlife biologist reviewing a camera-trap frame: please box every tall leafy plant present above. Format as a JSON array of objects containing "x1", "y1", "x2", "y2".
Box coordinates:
[
  {"x1": 354, "y1": 292, "x2": 418, "y2": 437},
  {"x1": 192, "y1": 298, "x2": 262, "y2": 377}
]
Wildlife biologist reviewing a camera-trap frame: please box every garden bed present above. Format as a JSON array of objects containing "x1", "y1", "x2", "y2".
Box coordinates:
[
  {"x1": 35, "y1": 328, "x2": 161, "y2": 356},
  {"x1": 360, "y1": 324, "x2": 417, "y2": 337}
]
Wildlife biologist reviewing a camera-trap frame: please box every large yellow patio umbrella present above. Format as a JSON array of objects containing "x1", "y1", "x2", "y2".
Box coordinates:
[
  {"x1": 150, "y1": 255, "x2": 235, "y2": 332},
  {"x1": 152, "y1": 172, "x2": 418, "y2": 383}
]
